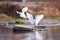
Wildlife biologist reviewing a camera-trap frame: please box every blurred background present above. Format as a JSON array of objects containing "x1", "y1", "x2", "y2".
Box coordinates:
[{"x1": 0, "y1": 0, "x2": 60, "y2": 20}]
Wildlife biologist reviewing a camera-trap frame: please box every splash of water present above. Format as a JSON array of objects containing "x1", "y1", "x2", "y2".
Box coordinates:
[{"x1": 35, "y1": 31, "x2": 43, "y2": 40}]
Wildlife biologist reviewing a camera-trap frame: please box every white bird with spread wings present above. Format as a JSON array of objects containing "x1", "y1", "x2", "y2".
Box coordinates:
[
  {"x1": 16, "y1": 7, "x2": 44, "y2": 25},
  {"x1": 26, "y1": 12, "x2": 44, "y2": 25}
]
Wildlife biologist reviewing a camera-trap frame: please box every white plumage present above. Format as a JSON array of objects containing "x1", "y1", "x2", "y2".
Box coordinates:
[
  {"x1": 35, "y1": 15, "x2": 44, "y2": 25},
  {"x1": 16, "y1": 11, "x2": 27, "y2": 18},
  {"x1": 22, "y1": 7, "x2": 28, "y2": 12},
  {"x1": 26, "y1": 12, "x2": 35, "y2": 25},
  {"x1": 16, "y1": 7, "x2": 28, "y2": 18},
  {"x1": 26, "y1": 12, "x2": 44, "y2": 25}
]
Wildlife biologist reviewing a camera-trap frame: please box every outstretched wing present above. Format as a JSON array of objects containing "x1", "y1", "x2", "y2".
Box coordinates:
[
  {"x1": 16, "y1": 11, "x2": 27, "y2": 18},
  {"x1": 35, "y1": 15, "x2": 44, "y2": 25},
  {"x1": 26, "y1": 12, "x2": 35, "y2": 25},
  {"x1": 22, "y1": 7, "x2": 28, "y2": 12}
]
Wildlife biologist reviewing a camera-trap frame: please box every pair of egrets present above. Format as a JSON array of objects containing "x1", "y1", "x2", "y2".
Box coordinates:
[
  {"x1": 16, "y1": 7, "x2": 44, "y2": 25},
  {"x1": 16, "y1": 7, "x2": 44, "y2": 40}
]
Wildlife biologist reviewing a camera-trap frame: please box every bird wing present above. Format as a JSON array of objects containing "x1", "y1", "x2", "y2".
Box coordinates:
[
  {"x1": 22, "y1": 7, "x2": 28, "y2": 12},
  {"x1": 26, "y1": 12, "x2": 35, "y2": 25},
  {"x1": 20, "y1": 12, "x2": 27, "y2": 18},
  {"x1": 16, "y1": 11, "x2": 27, "y2": 18},
  {"x1": 35, "y1": 15, "x2": 44, "y2": 25}
]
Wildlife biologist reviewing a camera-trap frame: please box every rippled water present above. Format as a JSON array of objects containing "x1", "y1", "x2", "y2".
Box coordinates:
[
  {"x1": 13, "y1": 28, "x2": 53, "y2": 40},
  {"x1": 0, "y1": 19, "x2": 60, "y2": 40}
]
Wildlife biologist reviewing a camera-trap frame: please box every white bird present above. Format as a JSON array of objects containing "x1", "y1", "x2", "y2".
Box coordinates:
[
  {"x1": 16, "y1": 7, "x2": 44, "y2": 25},
  {"x1": 16, "y1": 7, "x2": 28, "y2": 18},
  {"x1": 26, "y1": 12, "x2": 44, "y2": 25}
]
